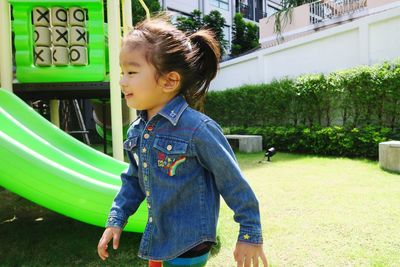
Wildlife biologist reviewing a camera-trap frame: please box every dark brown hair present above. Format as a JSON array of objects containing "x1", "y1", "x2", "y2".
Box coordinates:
[{"x1": 121, "y1": 12, "x2": 221, "y2": 112}]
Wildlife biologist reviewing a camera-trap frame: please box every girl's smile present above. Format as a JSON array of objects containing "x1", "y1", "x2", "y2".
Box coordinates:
[{"x1": 124, "y1": 92, "x2": 134, "y2": 99}]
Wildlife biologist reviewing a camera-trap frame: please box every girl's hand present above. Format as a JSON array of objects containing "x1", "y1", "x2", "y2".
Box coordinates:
[
  {"x1": 97, "y1": 226, "x2": 122, "y2": 261},
  {"x1": 233, "y1": 241, "x2": 268, "y2": 267}
]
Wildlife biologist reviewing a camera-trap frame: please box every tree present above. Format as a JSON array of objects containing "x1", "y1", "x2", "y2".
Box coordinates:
[
  {"x1": 203, "y1": 10, "x2": 228, "y2": 54},
  {"x1": 176, "y1": 9, "x2": 228, "y2": 57},
  {"x1": 175, "y1": 9, "x2": 203, "y2": 33},
  {"x1": 231, "y1": 13, "x2": 259, "y2": 56},
  {"x1": 131, "y1": 0, "x2": 161, "y2": 25}
]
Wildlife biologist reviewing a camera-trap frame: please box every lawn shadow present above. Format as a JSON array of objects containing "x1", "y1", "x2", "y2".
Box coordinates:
[
  {"x1": 233, "y1": 151, "x2": 312, "y2": 171},
  {"x1": 0, "y1": 190, "x2": 147, "y2": 266},
  {"x1": 234, "y1": 150, "x2": 379, "y2": 172},
  {"x1": 0, "y1": 190, "x2": 222, "y2": 266}
]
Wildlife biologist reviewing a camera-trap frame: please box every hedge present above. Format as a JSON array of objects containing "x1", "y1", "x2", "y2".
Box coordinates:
[
  {"x1": 205, "y1": 58, "x2": 400, "y2": 129},
  {"x1": 204, "y1": 58, "x2": 400, "y2": 159},
  {"x1": 225, "y1": 125, "x2": 399, "y2": 160}
]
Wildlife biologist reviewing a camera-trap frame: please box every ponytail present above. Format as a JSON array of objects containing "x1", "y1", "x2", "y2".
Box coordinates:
[{"x1": 182, "y1": 29, "x2": 221, "y2": 112}]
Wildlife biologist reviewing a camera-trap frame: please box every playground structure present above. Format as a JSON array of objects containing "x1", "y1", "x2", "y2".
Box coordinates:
[
  {"x1": 0, "y1": 0, "x2": 151, "y2": 232},
  {"x1": 0, "y1": 89, "x2": 147, "y2": 232}
]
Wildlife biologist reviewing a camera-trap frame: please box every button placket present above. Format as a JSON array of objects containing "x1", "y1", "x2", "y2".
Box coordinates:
[
  {"x1": 140, "y1": 120, "x2": 156, "y2": 229},
  {"x1": 136, "y1": 119, "x2": 157, "y2": 256}
]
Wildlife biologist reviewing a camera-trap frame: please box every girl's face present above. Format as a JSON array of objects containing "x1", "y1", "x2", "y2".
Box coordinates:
[{"x1": 119, "y1": 46, "x2": 163, "y2": 111}]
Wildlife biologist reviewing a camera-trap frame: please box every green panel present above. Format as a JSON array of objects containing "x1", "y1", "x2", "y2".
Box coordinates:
[
  {"x1": 95, "y1": 122, "x2": 130, "y2": 143},
  {"x1": 10, "y1": 0, "x2": 106, "y2": 82},
  {"x1": 0, "y1": 89, "x2": 147, "y2": 232}
]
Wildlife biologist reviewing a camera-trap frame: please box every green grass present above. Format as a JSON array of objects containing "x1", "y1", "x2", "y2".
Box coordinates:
[{"x1": 1, "y1": 152, "x2": 400, "y2": 266}]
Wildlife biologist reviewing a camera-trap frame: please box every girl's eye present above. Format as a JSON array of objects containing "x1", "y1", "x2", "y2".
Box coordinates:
[{"x1": 120, "y1": 72, "x2": 137, "y2": 75}]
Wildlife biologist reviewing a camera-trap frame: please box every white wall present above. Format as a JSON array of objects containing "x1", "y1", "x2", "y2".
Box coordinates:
[
  {"x1": 369, "y1": 16, "x2": 400, "y2": 63},
  {"x1": 210, "y1": 4, "x2": 400, "y2": 91},
  {"x1": 166, "y1": 0, "x2": 200, "y2": 14}
]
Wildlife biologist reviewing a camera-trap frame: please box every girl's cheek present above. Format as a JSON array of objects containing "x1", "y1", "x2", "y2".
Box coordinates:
[{"x1": 127, "y1": 98, "x2": 139, "y2": 109}]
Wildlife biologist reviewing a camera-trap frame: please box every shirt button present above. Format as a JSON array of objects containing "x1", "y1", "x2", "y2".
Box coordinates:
[
  {"x1": 143, "y1": 162, "x2": 148, "y2": 168},
  {"x1": 146, "y1": 125, "x2": 154, "y2": 131},
  {"x1": 147, "y1": 203, "x2": 151, "y2": 209},
  {"x1": 149, "y1": 217, "x2": 153, "y2": 223},
  {"x1": 142, "y1": 147, "x2": 147, "y2": 153},
  {"x1": 144, "y1": 175, "x2": 148, "y2": 181},
  {"x1": 146, "y1": 191, "x2": 150, "y2": 196},
  {"x1": 144, "y1": 133, "x2": 150, "y2": 139},
  {"x1": 166, "y1": 144, "x2": 172, "y2": 151}
]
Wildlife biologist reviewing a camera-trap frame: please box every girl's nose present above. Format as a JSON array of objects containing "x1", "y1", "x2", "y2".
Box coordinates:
[
  {"x1": 119, "y1": 77, "x2": 130, "y2": 92},
  {"x1": 119, "y1": 76, "x2": 126, "y2": 87}
]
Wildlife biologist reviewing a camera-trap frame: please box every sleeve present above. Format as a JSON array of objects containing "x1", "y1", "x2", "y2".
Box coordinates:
[
  {"x1": 105, "y1": 142, "x2": 146, "y2": 229},
  {"x1": 193, "y1": 119, "x2": 263, "y2": 245}
]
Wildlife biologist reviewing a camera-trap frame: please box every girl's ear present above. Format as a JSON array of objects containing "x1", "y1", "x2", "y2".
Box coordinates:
[{"x1": 160, "y1": 71, "x2": 181, "y2": 94}]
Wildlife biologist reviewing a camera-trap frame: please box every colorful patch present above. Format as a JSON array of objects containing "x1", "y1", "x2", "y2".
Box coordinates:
[
  {"x1": 168, "y1": 156, "x2": 186, "y2": 176},
  {"x1": 157, "y1": 152, "x2": 186, "y2": 176}
]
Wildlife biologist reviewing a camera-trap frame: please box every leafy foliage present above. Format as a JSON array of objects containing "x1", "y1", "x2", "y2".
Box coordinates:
[
  {"x1": 231, "y1": 13, "x2": 260, "y2": 56},
  {"x1": 175, "y1": 9, "x2": 228, "y2": 57}
]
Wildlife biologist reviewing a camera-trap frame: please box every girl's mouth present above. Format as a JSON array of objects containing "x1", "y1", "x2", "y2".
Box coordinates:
[{"x1": 125, "y1": 93, "x2": 134, "y2": 99}]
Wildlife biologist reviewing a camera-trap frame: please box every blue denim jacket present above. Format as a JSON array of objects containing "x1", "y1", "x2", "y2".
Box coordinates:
[{"x1": 106, "y1": 93, "x2": 263, "y2": 261}]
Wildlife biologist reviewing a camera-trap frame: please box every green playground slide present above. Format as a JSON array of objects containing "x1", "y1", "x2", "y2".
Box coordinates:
[{"x1": 0, "y1": 89, "x2": 147, "y2": 232}]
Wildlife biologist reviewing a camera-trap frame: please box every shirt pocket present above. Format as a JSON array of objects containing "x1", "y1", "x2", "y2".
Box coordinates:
[{"x1": 152, "y1": 136, "x2": 189, "y2": 177}]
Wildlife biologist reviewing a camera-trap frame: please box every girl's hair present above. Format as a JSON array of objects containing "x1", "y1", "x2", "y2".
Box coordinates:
[{"x1": 121, "y1": 12, "x2": 221, "y2": 112}]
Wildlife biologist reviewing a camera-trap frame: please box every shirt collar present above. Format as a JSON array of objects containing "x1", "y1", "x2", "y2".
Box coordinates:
[{"x1": 137, "y1": 94, "x2": 189, "y2": 126}]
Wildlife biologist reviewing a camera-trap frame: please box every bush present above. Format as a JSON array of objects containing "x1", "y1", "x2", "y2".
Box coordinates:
[
  {"x1": 205, "y1": 58, "x2": 400, "y2": 129},
  {"x1": 225, "y1": 125, "x2": 399, "y2": 160},
  {"x1": 204, "y1": 59, "x2": 400, "y2": 159}
]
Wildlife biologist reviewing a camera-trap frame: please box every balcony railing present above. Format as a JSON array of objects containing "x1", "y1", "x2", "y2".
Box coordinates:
[
  {"x1": 309, "y1": 0, "x2": 367, "y2": 24},
  {"x1": 238, "y1": 2, "x2": 268, "y2": 22}
]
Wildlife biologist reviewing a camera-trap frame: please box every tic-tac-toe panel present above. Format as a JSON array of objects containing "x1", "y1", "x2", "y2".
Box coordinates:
[{"x1": 10, "y1": 0, "x2": 106, "y2": 83}]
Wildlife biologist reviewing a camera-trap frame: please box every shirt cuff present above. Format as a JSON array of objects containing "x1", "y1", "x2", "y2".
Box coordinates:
[
  {"x1": 237, "y1": 227, "x2": 263, "y2": 244},
  {"x1": 105, "y1": 214, "x2": 127, "y2": 229}
]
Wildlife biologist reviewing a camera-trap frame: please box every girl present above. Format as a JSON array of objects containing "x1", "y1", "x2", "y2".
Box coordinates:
[{"x1": 97, "y1": 13, "x2": 268, "y2": 267}]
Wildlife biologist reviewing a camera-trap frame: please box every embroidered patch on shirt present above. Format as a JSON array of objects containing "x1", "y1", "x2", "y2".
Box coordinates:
[{"x1": 157, "y1": 152, "x2": 186, "y2": 176}]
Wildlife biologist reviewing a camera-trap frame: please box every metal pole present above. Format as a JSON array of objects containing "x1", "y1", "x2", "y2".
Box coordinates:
[
  {"x1": 50, "y1": 100, "x2": 60, "y2": 127},
  {"x1": 72, "y1": 99, "x2": 91, "y2": 145},
  {"x1": 122, "y1": 0, "x2": 138, "y2": 124},
  {"x1": 102, "y1": 99, "x2": 107, "y2": 154},
  {"x1": 0, "y1": 0, "x2": 13, "y2": 92},
  {"x1": 107, "y1": 0, "x2": 124, "y2": 161}
]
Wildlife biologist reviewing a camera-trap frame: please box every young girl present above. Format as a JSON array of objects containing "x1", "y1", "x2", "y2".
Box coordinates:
[{"x1": 97, "y1": 13, "x2": 268, "y2": 267}]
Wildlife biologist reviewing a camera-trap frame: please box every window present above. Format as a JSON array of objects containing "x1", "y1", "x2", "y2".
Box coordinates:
[
  {"x1": 223, "y1": 25, "x2": 231, "y2": 53},
  {"x1": 211, "y1": 0, "x2": 229, "y2": 11}
]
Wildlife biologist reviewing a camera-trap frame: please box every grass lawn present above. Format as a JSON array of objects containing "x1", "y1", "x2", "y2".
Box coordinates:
[{"x1": 1, "y1": 152, "x2": 399, "y2": 266}]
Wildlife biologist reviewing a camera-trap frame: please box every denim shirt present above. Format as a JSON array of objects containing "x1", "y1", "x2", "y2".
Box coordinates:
[{"x1": 105, "y1": 93, "x2": 263, "y2": 261}]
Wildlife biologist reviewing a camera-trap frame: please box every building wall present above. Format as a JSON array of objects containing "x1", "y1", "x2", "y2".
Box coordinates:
[
  {"x1": 165, "y1": 0, "x2": 200, "y2": 14},
  {"x1": 259, "y1": 0, "x2": 399, "y2": 44},
  {"x1": 210, "y1": 4, "x2": 400, "y2": 91}
]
